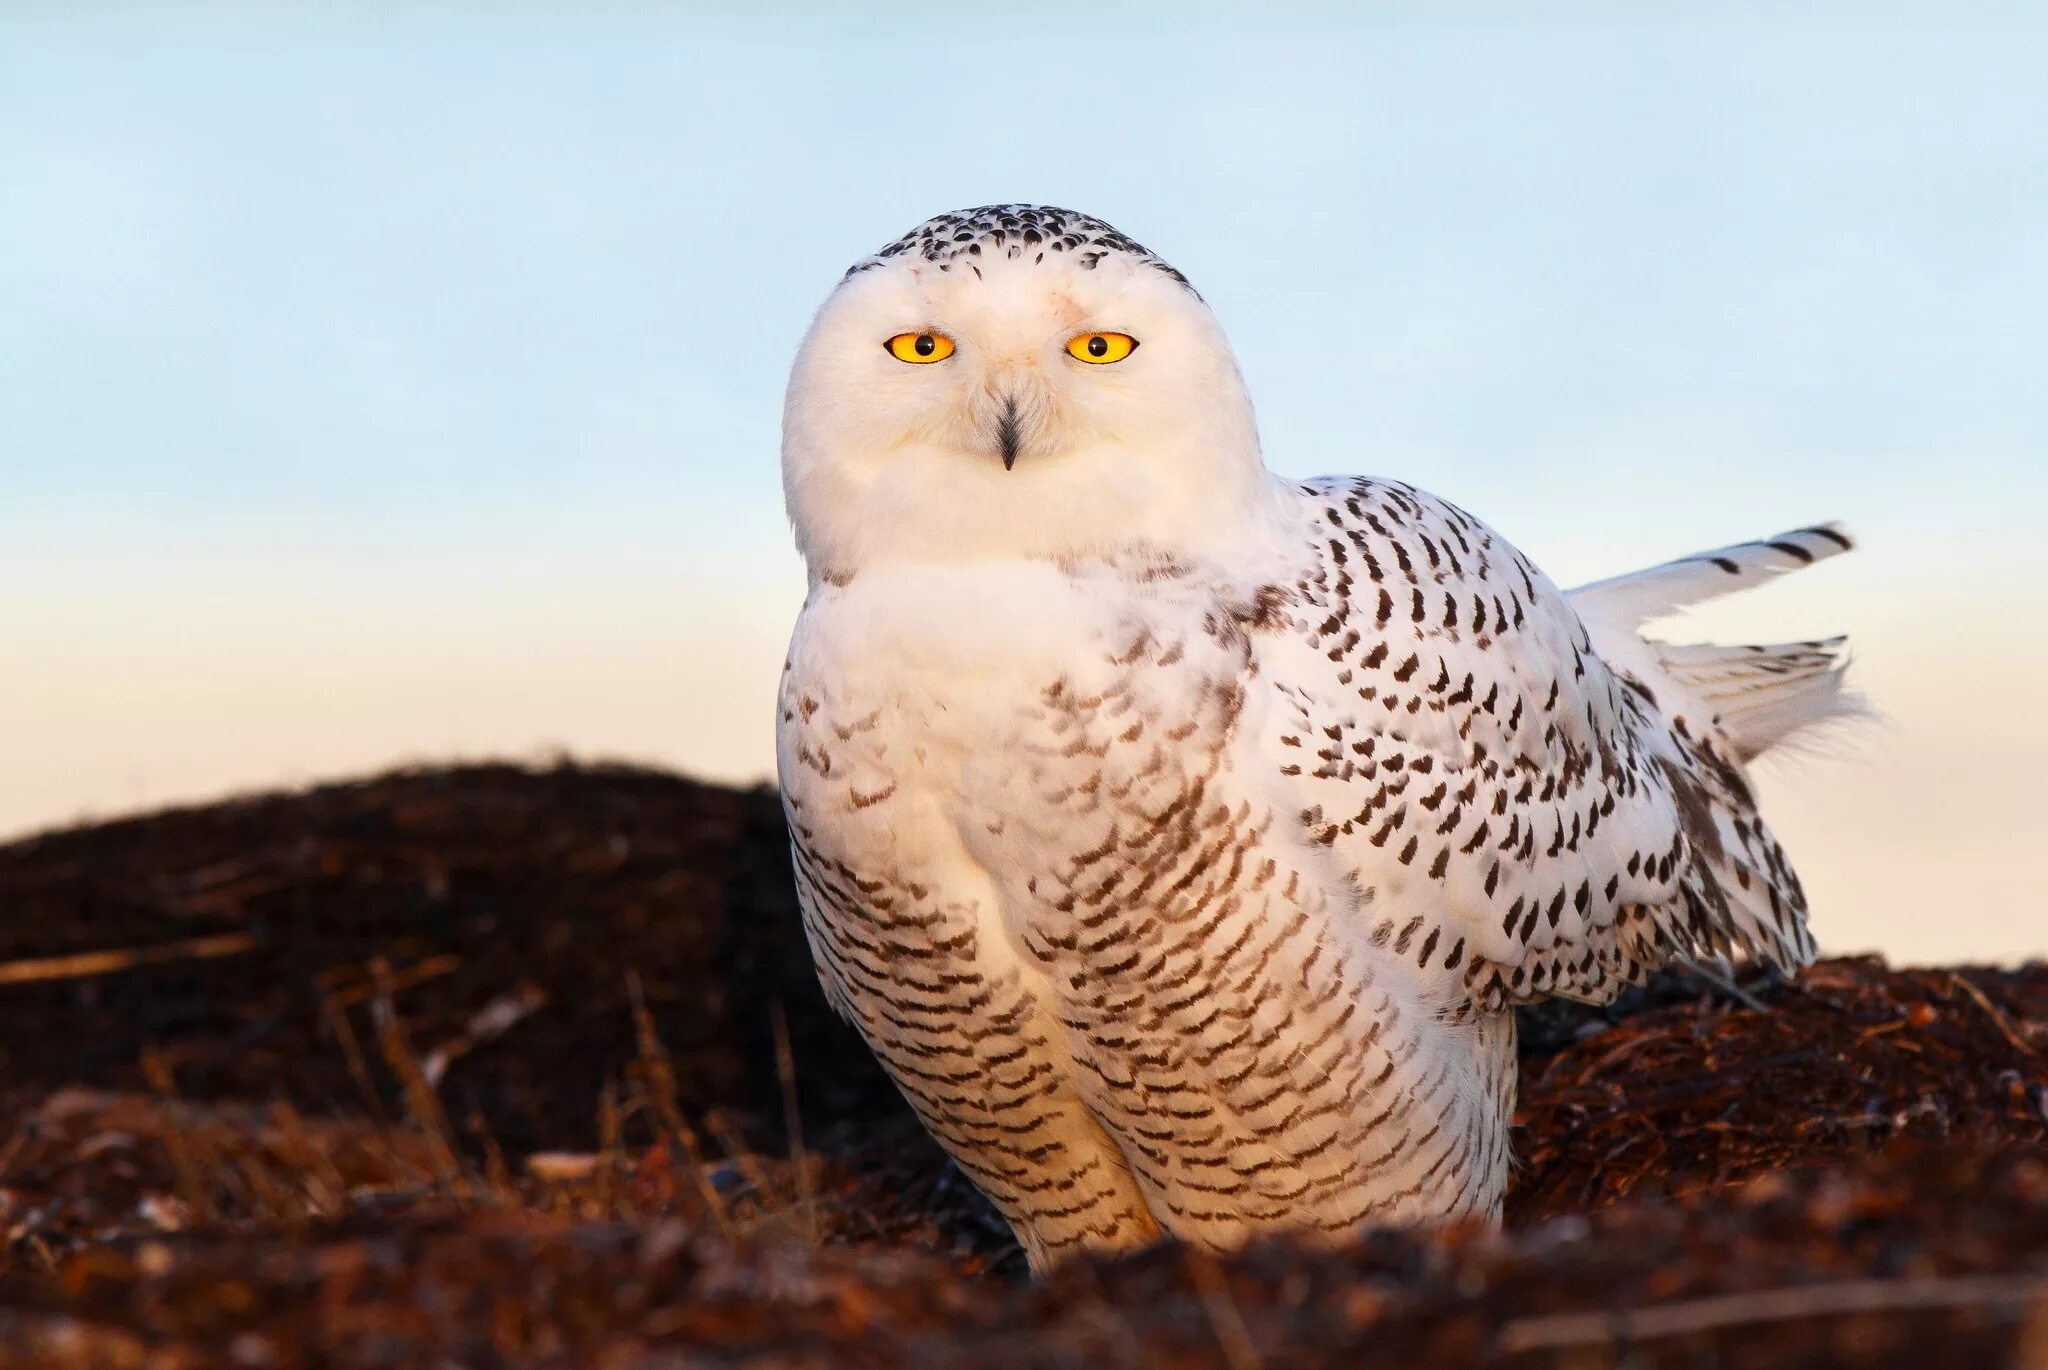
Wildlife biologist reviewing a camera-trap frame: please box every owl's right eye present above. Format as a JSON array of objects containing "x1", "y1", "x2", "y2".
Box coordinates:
[{"x1": 886, "y1": 332, "x2": 955, "y2": 364}]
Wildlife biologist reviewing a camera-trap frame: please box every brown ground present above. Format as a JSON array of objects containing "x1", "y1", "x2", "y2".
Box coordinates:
[{"x1": 0, "y1": 761, "x2": 2042, "y2": 1367}]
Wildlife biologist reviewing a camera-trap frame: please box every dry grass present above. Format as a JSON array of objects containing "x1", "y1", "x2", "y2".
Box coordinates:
[{"x1": 0, "y1": 762, "x2": 2043, "y2": 1366}]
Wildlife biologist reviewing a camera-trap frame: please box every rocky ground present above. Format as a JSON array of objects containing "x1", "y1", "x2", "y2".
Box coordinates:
[{"x1": 0, "y1": 762, "x2": 2042, "y2": 1367}]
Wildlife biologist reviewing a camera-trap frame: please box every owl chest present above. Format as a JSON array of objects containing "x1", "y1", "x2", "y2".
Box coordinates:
[
  {"x1": 790, "y1": 568, "x2": 1217, "y2": 785},
  {"x1": 778, "y1": 566, "x2": 1262, "y2": 947}
]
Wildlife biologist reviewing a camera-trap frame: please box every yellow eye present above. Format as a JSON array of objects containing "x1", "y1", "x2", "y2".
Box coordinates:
[
  {"x1": 1066, "y1": 332, "x2": 1138, "y2": 365},
  {"x1": 886, "y1": 331, "x2": 955, "y2": 364}
]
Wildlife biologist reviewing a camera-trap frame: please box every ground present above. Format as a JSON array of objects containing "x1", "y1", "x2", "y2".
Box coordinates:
[{"x1": 0, "y1": 762, "x2": 2043, "y2": 1367}]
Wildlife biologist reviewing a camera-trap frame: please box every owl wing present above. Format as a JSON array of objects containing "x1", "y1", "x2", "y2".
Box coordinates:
[{"x1": 1253, "y1": 477, "x2": 1819, "y2": 1013}]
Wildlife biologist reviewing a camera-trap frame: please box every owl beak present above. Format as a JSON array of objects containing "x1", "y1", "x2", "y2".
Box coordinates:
[{"x1": 997, "y1": 393, "x2": 1022, "y2": 472}]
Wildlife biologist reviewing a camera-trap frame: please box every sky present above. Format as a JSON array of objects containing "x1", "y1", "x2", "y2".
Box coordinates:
[{"x1": 3, "y1": 5, "x2": 2044, "y2": 962}]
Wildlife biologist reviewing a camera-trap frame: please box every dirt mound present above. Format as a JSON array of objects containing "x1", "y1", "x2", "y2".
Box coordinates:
[
  {"x1": 0, "y1": 763, "x2": 893, "y2": 1154},
  {"x1": 1, "y1": 763, "x2": 2043, "y2": 1365}
]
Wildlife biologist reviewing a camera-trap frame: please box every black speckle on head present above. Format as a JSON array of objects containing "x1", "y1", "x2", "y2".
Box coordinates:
[{"x1": 844, "y1": 203, "x2": 1199, "y2": 297}]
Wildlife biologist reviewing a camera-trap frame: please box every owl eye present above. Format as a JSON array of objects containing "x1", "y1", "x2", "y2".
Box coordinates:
[
  {"x1": 1066, "y1": 332, "x2": 1138, "y2": 365},
  {"x1": 886, "y1": 331, "x2": 955, "y2": 364}
]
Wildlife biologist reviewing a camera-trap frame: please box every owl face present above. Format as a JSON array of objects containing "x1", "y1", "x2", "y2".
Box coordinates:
[{"x1": 782, "y1": 206, "x2": 1272, "y2": 578}]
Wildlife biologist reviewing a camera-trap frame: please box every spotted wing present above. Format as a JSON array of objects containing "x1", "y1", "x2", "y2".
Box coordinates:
[{"x1": 1257, "y1": 477, "x2": 1815, "y2": 1012}]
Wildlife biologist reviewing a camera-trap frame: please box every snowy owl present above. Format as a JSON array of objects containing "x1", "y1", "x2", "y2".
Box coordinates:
[{"x1": 776, "y1": 205, "x2": 1857, "y2": 1271}]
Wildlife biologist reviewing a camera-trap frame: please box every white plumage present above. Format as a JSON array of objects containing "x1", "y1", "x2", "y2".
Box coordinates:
[{"x1": 776, "y1": 206, "x2": 1858, "y2": 1269}]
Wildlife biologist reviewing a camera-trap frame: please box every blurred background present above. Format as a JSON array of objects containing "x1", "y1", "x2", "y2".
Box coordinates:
[{"x1": 3, "y1": 5, "x2": 2042, "y2": 962}]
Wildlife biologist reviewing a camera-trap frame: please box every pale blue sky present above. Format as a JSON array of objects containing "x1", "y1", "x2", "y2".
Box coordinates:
[{"x1": 3, "y1": 6, "x2": 2044, "y2": 957}]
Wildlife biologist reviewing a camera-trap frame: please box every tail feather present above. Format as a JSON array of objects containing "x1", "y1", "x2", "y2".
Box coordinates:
[
  {"x1": 1568, "y1": 524, "x2": 1861, "y2": 763},
  {"x1": 1661, "y1": 638, "x2": 1861, "y2": 762},
  {"x1": 1568, "y1": 522, "x2": 1855, "y2": 630}
]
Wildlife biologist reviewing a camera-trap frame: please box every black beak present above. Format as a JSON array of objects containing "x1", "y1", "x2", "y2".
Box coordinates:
[{"x1": 997, "y1": 394, "x2": 1021, "y2": 472}]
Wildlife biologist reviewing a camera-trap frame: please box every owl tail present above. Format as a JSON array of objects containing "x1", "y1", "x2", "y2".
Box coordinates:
[{"x1": 1568, "y1": 523, "x2": 1864, "y2": 762}]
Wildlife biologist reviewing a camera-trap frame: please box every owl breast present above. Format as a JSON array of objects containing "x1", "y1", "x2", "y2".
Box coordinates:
[{"x1": 777, "y1": 558, "x2": 1514, "y2": 1267}]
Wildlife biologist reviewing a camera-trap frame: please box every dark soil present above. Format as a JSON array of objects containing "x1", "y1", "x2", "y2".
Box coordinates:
[{"x1": 1, "y1": 762, "x2": 2043, "y2": 1366}]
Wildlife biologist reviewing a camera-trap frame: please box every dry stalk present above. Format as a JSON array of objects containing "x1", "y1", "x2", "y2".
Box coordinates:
[
  {"x1": 771, "y1": 1001, "x2": 818, "y2": 1246},
  {"x1": 321, "y1": 988, "x2": 391, "y2": 1127},
  {"x1": 421, "y1": 982, "x2": 547, "y2": 1086},
  {"x1": 1946, "y1": 972, "x2": 2039, "y2": 1058},
  {"x1": 234, "y1": 1130, "x2": 310, "y2": 1227},
  {"x1": 0, "y1": 932, "x2": 255, "y2": 986},
  {"x1": 626, "y1": 971, "x2": 734, "y2": 1237},
  {"x1": 268, "y1": 1102, "x2": 350, "y2": 1217},
  {"x1": 468, "y1": 1109, "x2": 515, "y2": 1198},
  {"x1": 597, "y1": 1080, "x2": 626, "y2": 1217},
  {"x1": 138, "y1": 1051, "x2": 217, "y2": 1226},
  {"x1": 368, "y1": 958, "x2": 470, "y2": 1202},
  {"x1": 1184, "y1": 1248, "x2": 1263, "y2": 1370},
  {"x1": 319, "y1": 953, "x2": 461, "y2": 1008}
]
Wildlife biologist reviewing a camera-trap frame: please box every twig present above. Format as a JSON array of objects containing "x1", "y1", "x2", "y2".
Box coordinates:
[
  {"x1": 321, "y1": 989, "x2": 392, "y2": 1127},
  {"x1": 598, "y1": 1080, "x2": 625, "y2": 1217},
  {"x1": 1497, "y1": 1274, "x2": 2048, "y2": 1353},
  {"x1": 421, "y1": 982, "x2": 547, "y2": 1085},
  {"x1": 468, "y1": 1108, "x2": 514, "y2": 1196},
  {"x1": 1682, "y1": 962, "x2": 1770, "y2": 1013},
  {"x1": 138, "y1": 1051, "x2": 216, "y2": 1225},
  {"x1": 369, "y1": 958, "x2": 470, "y2": 1202},
  {"x1": 771, "y1": 1001, "x2": 817, "y2": 1246},
  {"x1": 1184, "y1": 1248, "x2": 1263, "y2": 1370},
  {"x1": 526, "y1": 1152, "x2": 603, "y2": 1182},
  {"x1": 0, "y1": 932, "x2": 256, "y2": 987},
  {"x1": 268, "y1": 1102, "x2": 350, "y2": 1217},
  {"x1": 1946, "y1": 972, "x2": 2039, "y2": 1058},
  {"x1": 0, "y1": 1117, "x2": 32, "y2": 1178},
  {"x1": 319, "y1": 954, "x2": 461, "y2": 1008},
  {"x1": 626, "y1": 972, "x2": 734, "y2": 1238}
]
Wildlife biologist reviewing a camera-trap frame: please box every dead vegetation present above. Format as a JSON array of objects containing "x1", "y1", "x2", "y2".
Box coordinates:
[{"x1": 0, "y1": 762, "x2": 2043, "y2": 1366}]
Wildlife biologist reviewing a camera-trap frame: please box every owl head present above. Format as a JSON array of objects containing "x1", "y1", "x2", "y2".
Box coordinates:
[{"x1": 782, "y1": 205, "x2": 1275, "y2": 581}]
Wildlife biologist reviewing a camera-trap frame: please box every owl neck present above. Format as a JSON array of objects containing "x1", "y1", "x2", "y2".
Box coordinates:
[{"x1": 789, "y1": 437, "x2": 1289, "y2": 585}]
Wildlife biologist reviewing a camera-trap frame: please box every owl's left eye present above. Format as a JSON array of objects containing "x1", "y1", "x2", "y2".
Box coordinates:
[
  {"x1": 886, "y1": 331, "x2": 955, "y2": 364},
  {"x1": 1066, "y1": 332, "x2": 1138, "y2": 365}
]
